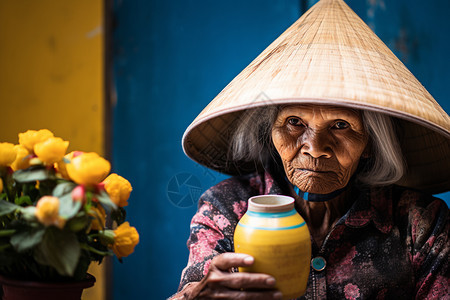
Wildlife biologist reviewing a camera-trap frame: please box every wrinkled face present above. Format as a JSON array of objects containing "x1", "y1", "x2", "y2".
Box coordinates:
[{"x1": 271, "y1": 105, "x2": 369, "y2": 194}]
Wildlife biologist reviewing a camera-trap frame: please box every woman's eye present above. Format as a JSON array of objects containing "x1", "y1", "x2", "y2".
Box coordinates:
[
  {"x1": 333, "y1": 121, "x2": 349, "y2": 129},
  {"x1": 287, "y1": 117, "x2": 304, "y2": 127}
]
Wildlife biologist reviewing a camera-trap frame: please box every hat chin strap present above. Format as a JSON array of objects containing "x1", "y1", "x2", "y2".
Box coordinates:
[{"x1": 292, "y1": 185, "x2": 348, "y2": 202}]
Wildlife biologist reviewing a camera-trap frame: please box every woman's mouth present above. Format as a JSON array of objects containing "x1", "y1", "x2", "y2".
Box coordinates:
[{"x1": 296, "y1": 168, "x2": 330, "y2": 174}]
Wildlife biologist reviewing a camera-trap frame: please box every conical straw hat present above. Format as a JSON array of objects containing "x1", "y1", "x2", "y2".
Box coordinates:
[{"x1": 182, "y1": 0, "x2": 450, "y2": 194}]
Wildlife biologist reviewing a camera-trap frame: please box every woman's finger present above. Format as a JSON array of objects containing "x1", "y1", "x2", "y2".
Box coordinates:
[
  {"x1": 197, "y1": 288, "x2": 283, "y2": 300},
  {"x1": 212, "y1": 252, "x2": 255, "y2": 270},
  {"x1": 209, "y1": 271, "x2": 276, "y2": 290}
]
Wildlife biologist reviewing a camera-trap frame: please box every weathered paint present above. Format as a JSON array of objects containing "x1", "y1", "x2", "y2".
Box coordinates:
[
  {"x1": 112, "y1": 1, "x2": 300, "y2": 298},
  {"x1": 0, "y1": 1, "x2": 106, "y2": 299},
  {"x1": 0, "y1": 0, "x2": 104, "y2": 155}
]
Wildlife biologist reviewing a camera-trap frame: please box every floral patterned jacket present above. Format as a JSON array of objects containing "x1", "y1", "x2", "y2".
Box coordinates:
[{"x1": 177, "y1": 170, "x2": 449, "y2": 299}]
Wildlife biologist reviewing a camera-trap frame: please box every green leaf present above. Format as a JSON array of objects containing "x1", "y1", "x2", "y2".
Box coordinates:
[
  {"x1": 58, "y1": 193, "x2": 82, "y2": 219},
  {"x1": 21, "y1": 206, "x2": 37, "y2": 221},
  {"x1": 13, "y1": 166, "x2": 52, "y2": 183},
  {"x1": 0, "y1": 229, "x2": 16, "y2": 237},
  {"x1": 80, "y1": 243, "x2": 113, "y2": 256},
  {"x1": 10, "y1": 227, "x2": 45, "y2": 252},
  {"x1": 0, "y1": 200, "x2": 21, "y2": 216},
  {"x1": 52, "y1": 182, "x2": 76, "y2": 198},
  {"x1": 15, "y1": 195, "x2": 32, "y2": 206},
  {"x1": 98, "y1": 230, "x2": 115, "y2": 246},
  {"x1": 66, "y1": 214, "x2": 90, "y2": 232},
  {"x1": 96, "y1": 190, "x2": 117, "y2": 212},
  {"x1": 34, "y1": 227, "x2": 80, "y2": 277}
]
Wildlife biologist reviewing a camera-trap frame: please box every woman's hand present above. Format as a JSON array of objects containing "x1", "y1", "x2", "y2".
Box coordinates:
[{"x1": 185, "y1": 253, "x2": 282, "y2": 299}]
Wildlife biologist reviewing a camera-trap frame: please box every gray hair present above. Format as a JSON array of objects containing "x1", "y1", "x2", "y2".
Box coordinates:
[{"x1": 229, "y1": 106, "x2": 405, "y2": 187}]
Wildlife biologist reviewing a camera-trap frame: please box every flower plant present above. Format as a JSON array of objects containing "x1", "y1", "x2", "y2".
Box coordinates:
[{"x1": 0, "y1": 129, "x2": 139, "y2": 281}]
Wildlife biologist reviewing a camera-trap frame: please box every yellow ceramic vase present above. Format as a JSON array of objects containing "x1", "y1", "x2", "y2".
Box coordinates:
[{"x1": 234, "y1": 195, "x2": 311, "y2": 299}]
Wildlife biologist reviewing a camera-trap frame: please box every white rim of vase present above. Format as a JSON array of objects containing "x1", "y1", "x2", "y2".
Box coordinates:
[{"x1": 248, "y1": 195, "x2": 295, "y2": 213}]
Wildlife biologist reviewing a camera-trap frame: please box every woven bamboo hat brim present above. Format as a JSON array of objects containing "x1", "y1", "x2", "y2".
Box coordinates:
[{"x1": 182, "y1": 0, "x2": 450, "y2": 194}]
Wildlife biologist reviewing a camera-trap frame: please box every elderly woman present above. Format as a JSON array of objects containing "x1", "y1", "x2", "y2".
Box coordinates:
[{"x1": 171, "y1": 0, "x2": 449, "y2": 299}]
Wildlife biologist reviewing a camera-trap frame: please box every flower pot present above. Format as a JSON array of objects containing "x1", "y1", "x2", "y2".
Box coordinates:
[
  {"x1": 0, "y1": 273, "x2": 95, "y2": 300},
  {"x1": 234, "y1": 195, "x2": 311, "y2": 300}
]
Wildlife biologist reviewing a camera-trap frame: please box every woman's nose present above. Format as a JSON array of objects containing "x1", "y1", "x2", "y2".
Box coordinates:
[{"x1": 300, "y1": 130, "x2": 332, "y2": 158}]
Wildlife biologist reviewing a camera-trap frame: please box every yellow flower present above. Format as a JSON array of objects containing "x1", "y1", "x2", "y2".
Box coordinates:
[
  {"x1": 111, "y1": 222, "x2": 139, "y2": 259},
  {"x1": 66, "y1": 152, "x2": 111, "y2": 186},
  {"x1": 34, "y1": 137, "x2": 69, "y2": 165},
  {"x1": 11, "y1": 145, "x2": 30, "y2": 171},
  {"x1": 18, "y1": 129, "x2": 54, "y2": 153},
  {"x1": 103, "y1": 174, "x2": 132, "y2": 207},
  {"x1": 55, "y1": 151, "x2": 80, "y2": 179},
  {"x1": 35, "y1": 196, "x2": 65, "y2": 229},
  {"x1": 0, "y1": 142, "x2": 17, "y2": 166},
  {"x1": 0, "y1": 178, "x2": 3, "y2": 193},
  {"x1": 89, "y1": 205, "x2": 106, "y2": 231}
]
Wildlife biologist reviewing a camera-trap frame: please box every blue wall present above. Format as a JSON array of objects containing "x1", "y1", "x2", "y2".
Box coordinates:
[
  {"x1": 112, "y1": 1, "x2": 300, "y2": 299},
  {"x1": 112, "y1": 1, "x2": 449, "y2": 299}
]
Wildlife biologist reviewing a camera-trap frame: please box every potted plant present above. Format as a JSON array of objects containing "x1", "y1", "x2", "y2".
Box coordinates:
[{"x1": 0, "y1": 129, "x2": 139, "y2": 299}]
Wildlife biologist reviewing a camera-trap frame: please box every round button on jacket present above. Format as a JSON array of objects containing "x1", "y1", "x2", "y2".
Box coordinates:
[{"x1": 311, "y1": 256, "x2": 326, "y2": 272}]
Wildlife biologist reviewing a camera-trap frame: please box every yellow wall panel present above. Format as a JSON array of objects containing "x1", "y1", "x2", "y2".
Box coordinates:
[
  {"x1": 0, "y1": 1, "x2": 106, "y2": 299},
  {"x1": 0, "y1": 0, "x2": 104, "y2": 155}
]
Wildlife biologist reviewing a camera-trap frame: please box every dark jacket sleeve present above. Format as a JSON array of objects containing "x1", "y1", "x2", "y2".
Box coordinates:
[
  {"x1": 177, "y1": 174, "x2": 261, "y2": 291},
  {"x1": 404, "y1": 192, "x2": 450, "y2": 299}
]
